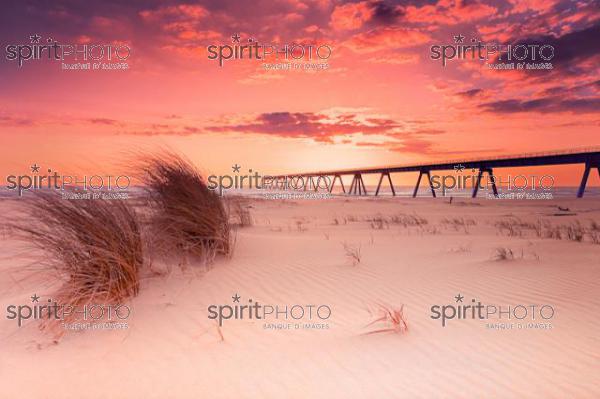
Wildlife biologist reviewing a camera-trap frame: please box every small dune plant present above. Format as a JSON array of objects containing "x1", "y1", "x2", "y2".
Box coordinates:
[
  {"x1": 390, "y1": 213, "x2": 428, "y2": 227},
  {"x1": 492, "y1": 247, "x2": 515, "y2": 261},
  {"x1": 138, "y1": 151, "x2": 231, "y2": 265},
  {"x1": 368, "y1": 215, "x2": 388, "y2": 230},
  {"x1": 565, "y1": 221, "x2": 584, "y2": 242},
  {"x1": 342, "y1": 242, "x2": 362, "y2": 266},
  {"x1": 441, "y1": 217, "x2": 476, "y2": 234},
  {"x1": 363, "y1": 303, "x2": 408, "y2": 335},
  {"x1": 589, "y1": 220, "x2": 600, "y2": 244},
  {"x1": 226, "y1": 197, "x2": 253, "y2": 227}
]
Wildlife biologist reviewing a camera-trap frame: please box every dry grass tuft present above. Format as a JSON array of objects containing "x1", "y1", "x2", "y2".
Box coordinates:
[
  {"x1": 332, "y1": 217, "x2": 347, "y2": 225},
  {"x1": 565, "y1": 221, "x2": 584, "y2": 242},
  {"x1": 295, "y1": 220, "x2": 307, "y2": 232},
  {"x1": 492, "y1": 247, "x2": 515, "y2": 261},
  {"x1": 493, "y1": 219, "x2": 524, "y2": 237},
  {"x1": 441, "y1": 217, "x2": 476, "y2": 234},
  {"x1": 589, "y1": 220, "x2": 600, "y2": 244},
  {"x1": 342, "y1": 242, "x2": 362, "y2": 265},
  {"x1": 138, "y1": 151, "x2": 231, "y2": 265},
  {"x1": 226, "y1": 197, "x2": 253, "y2": 227},
  {"x1": 11, "y1": 193, "x2": 143, "y2": 334},
  {"x1": 494, "y1": 217, "x2": 600, "y2": 244},
  {"x1": 363, "y1": 303, "x2": 408, "y2": 335},
  {"x1": 390, "y1": 213, "x2": 428, "y2": 227}
]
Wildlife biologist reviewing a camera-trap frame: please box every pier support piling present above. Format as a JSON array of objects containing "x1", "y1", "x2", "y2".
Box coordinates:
[
  {"x1": 413, "y1": 170, "x2": 436, "y2": 198},
  {"x1": 359, "y1": 174, "x2": 367, "y2": 195},
  {"x1": 329, "y1": 174, "x2": 346, "y2": 194},
  {"x1": 375, "y1": 172, "x2": 396, "y2": 196},
  {"x1": 349, "y1": 173, "x2": 367, "y2": 195},
  {"x1": 472, "y1": 167, "x2": 498, "y2": 198},
  {"x1": 577, "y1": 162, "x2": 600, "y2": 198}
]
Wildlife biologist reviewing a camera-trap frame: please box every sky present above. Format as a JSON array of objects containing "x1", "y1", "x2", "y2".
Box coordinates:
[{"x1": 0, "y1": 0, "x2": 599, "y2": 186}]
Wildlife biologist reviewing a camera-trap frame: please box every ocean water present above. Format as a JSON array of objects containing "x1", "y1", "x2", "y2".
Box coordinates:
[
  {"x1": 0, "y1": 185, "x2": 598, "y2": 200},
  {"x1": 222, "y1": 185, "x2": 600, "y2": 199}
]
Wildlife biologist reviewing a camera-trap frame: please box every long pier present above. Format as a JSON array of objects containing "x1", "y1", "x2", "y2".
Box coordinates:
[{"x1": 270, "y1": 147, "x2": 600, "y2": 198}]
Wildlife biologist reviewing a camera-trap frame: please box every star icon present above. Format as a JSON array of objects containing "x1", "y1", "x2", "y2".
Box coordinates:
[
  {"x1": 455, "y1": 293, "x2": 464, "y2": 303},
  {"x1": 453, "y1": 164, "x2": 465, "y2": 173},
  {"x1": 453, "y1": 34, "x2": 465, "y2": 44},
  {"x1": 232, "y1": 164, "x2": 241, "y2": 173},
  {"x1": 31, "y1": 293, "x2": 40, "y2": 303},
  {"x1": 30, "y1": 34, "x2": 41, "y2": 43},
  {"x1": 232, "y1": 293, "x2": 241, "y2": 303},
  {"x1": 31, "y1": 164, "x2": 40, "y2": 173},
  {"x1": 231, "y1": 33, "x2": 241, "y2": 43}
]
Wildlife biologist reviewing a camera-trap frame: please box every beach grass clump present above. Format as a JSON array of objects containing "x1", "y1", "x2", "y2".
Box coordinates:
[
  {"x1": 441, "y1": 217, "x2": 476, "y2": 233},
  {"x1": 565, "y1": 221, "x2": 585, "y2": 242},
  {"x1": 342, "y1": 242, "x2": 362, "y2": 265},
  {"x1": 363, "y1": 303, "x2": 408, "y2": 335},
  {"x1": 368, "y1": 215, "x2": 388, "y2": 230},
  {"x1": 12, "y1": 193, "x2": 143, "y2": 331},
  {"x1": 542, "y1": 224, "x2": 562, "y2": 240},
  {"x1": 492, "y1": 247, "x2": 515, "y2": 261},
  {"x1": 138, "y1": 151, "x2": 231, "y2": 264},
  {"x1": 390, "y1": 213, "x2": 428, "y2": 227},
  {"x1": 495, "y1": 217, "x2": 600, "y2": 244},
  {"x1": 493, "y1": 219, "x2": 524, "y2": 237},
  {"x1": 332, "y1": 217, "x2": 347, "y2": 225},
  {"x1": 588, "y1": 220, "x2": 600, "y2": 244},
  {"x1": 226, "y1": 197, "x2": 253, "y2": 227}
]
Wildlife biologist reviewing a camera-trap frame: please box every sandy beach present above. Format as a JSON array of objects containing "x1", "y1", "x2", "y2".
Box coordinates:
[
  {"x1": 1, "y1": 195, "x2": 599, "y2": 399},
  {"x1": 2, "y1": 0, "x2": 599, "y2": 397}
]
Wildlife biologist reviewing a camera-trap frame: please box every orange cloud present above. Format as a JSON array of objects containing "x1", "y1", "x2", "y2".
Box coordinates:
[
  {"x1": 344, "y1": 27, "x2": 431, "y2": 53},
  {"x1": 404, "y1": 0, "x2": 497, "y2": 25},
  {"x1": 139, "y1": 4, "x2": 208, "y2": 21},
  {"x1": 330, "y1": 1, "x2": 374, "y2": 30}
]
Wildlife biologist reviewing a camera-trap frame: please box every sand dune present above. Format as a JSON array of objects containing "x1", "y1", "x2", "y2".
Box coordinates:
[{"x1": 1, "y1": 197, "x2": 599, "y2": 398}]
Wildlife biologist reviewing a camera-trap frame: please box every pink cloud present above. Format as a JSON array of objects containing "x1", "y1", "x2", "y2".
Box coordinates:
[
  {"x1": 163, "y1": 23, "x2": 221, "y2": 41},
  {"x1": 205, "y1": 111, "x2": 403, "y2": 141},
  {"x1": 508, "y1": 0, "x2": 559, "y2": 15},
  {"x1": 367, "y1": 53, "x2": 419, "y2": 65}
]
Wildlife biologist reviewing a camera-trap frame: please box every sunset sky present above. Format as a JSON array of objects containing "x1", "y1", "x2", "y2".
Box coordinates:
[{"x1": 0, "y1": 0, "x2": 598, "y2": 185}]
